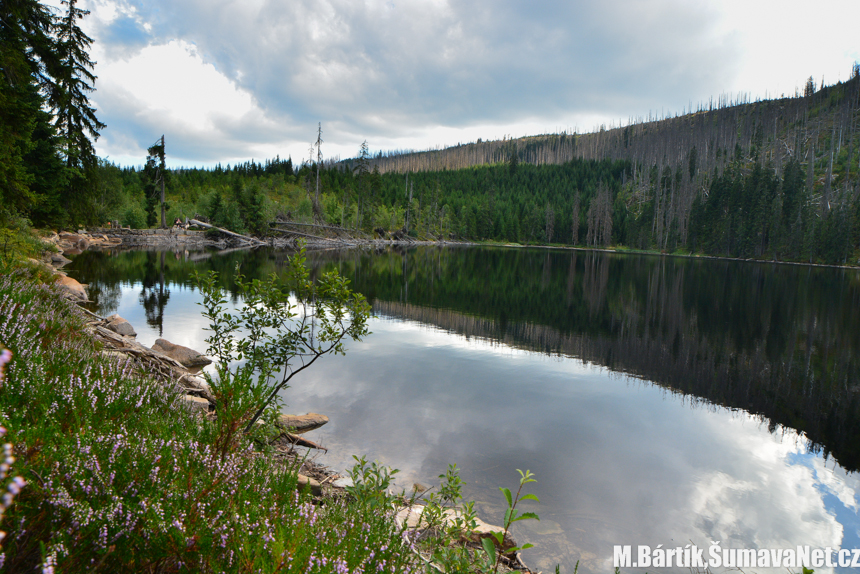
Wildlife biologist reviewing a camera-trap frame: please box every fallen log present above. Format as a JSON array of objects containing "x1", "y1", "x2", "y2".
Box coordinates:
[
  {"x1": 270, "y1": 227, "x2": 339, "y2": 242},
  {"x1": 188, "y1": 219, "x2": 266, "y2": 245},
  {"x1": 272, "y1": 220, "x2": 353, "y2": 233},
  {"x1": 282, "y1": 432, "x2": 328, "y2": 452},
  {"x1": 86, "y1": 322, "x2": 216, "y2": 404}
]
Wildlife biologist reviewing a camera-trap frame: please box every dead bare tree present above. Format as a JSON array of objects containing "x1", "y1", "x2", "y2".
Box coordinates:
[{"x1": 314, "y1": 123, "x2": 324, "y2": 222}]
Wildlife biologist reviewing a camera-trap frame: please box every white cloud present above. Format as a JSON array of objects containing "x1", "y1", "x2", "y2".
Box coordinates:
[
  {"x1": 100, "y1": 41, "x2": 257, "y2": 130},
  {"x1": 709, "y1": 0, "x2": 860, "y2": 99},
  {"x1": 78, "y1": 0, "x2": 860, "y2": 166}
]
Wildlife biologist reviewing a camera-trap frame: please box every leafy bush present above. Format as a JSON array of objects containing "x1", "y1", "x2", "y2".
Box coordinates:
[
  {"x1": 193, "y1": 247, "x2": 371, "y2": 457},
  {"x1": 120, "y1": 205, "x2": 147, "y2": 229}
]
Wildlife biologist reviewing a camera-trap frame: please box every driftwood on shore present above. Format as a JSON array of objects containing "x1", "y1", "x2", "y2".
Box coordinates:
[
  {"x1": 270, "y1": 227, "x2": 341, "y2": 242},
  {"x1": 273, "y1": 221, "x2": 354, "y2": 233},
  {"x1": 283, "y1": 433, "x2": 327, "y2": 451},
  {"x1": 270, "y1": 219, "x2": 373, "y2": 246},
  {"x1": 188, "y1": 218, "x2": 266, "y2": 246}
]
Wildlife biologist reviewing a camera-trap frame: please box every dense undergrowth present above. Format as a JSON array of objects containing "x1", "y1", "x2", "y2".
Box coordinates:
[{"x1": 0, "y1": 265, "x2": 417, "y2": 572}]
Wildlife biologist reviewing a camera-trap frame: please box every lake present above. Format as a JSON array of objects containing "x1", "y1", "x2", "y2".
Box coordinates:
[{"x1": 66, "y1": 245, "x2": 860, "y2": 573}]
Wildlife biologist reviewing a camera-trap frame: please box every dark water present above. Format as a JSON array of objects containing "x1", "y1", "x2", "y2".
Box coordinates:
[{"x1": 66, "y1": 246, "x2": 860, "y2": 573}]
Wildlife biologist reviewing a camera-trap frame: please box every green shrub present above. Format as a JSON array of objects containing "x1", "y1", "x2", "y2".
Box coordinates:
[{"x1": 120, "y1": 205, "x2": 147, "y2": 229}]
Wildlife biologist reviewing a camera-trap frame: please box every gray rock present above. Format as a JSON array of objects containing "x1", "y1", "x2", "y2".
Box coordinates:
[
  {"x1": 152, "y1": 338, "x2": 212, "y2": 367},
  {"x1": 182, "y1": 395, "x2": 211, "y2": 413},
  {"x1": 50, "y1": 252, "x2": 72, "y2": 267},
  {"x1": 332, "y1": 477, "x2": 354, "y2": 489},
  {"x1": 105, "y1": 314, "x2": 136, "y2": 337}
]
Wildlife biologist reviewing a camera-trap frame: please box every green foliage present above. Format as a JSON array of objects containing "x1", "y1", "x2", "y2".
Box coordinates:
[
  {"x1": 0, "y1": 0, "x2": 58, "y2": 218},
  {"x1": 0, "y1": 212, "x2": 49, "y2": 268},
  {"x1": 0, "y1": 0, "x2": 106, "y2": 226},
  {"x1": 480, "y1": 470, "x2": 539, "y2": 573},
  {"x1": 193, "y1": 246, "x2": 371, "y2": 457},
  {"x1": 120, "y1": 204, "x2": 146, "y2": 229},
  {"x1": 346, "y1": 455, "x2": 401, "y2": 513},
  {"x1": 142, "y1": 137, "x2": 167, "y2": 228}
]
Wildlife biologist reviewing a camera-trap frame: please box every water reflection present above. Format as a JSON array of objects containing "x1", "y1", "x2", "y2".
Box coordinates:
[
  {"x1": 304, "y1": 247, "x2": 860, "y2": 474},
  {"x1": 65, "y1": 246, "x2": 860, "y2": 573}
]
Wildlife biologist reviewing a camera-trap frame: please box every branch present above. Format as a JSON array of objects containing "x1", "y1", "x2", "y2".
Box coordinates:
[{"x1": 243, "y1": 341, "x2": 332, "y2": 433}]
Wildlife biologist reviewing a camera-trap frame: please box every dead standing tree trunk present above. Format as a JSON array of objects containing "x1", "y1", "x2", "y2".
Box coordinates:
[{"x1": 313, "y1": 123, "x2": 324, "y2": 223}]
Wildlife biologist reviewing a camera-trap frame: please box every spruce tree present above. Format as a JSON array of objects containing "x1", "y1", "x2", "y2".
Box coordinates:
[
  {"x1": 0, "y1": 0, "x2": 57, "y2": 217},
  {"x1": 52, "y1": 0, "x2": 104, "y2": 172}
]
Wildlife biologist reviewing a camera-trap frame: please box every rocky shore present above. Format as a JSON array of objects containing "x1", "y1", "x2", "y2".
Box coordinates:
[{"x1": 41, "y1": 225, "x2": 470, "y2": 256}]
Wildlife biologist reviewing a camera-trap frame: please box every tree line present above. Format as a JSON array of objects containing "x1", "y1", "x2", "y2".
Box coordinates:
[{"x1": 95, "y1": 119, "x2": 859, "y2": 265}]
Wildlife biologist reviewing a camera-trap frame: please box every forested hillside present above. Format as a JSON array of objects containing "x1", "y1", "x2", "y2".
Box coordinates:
[{"x1": 355, "y1": 70, "x2": 860, "y2": 263}]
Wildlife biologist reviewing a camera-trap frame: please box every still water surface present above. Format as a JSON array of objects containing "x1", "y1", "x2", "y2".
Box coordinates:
[{"x1": 66, "y1": 246, "x2": 860, "y2": 573}]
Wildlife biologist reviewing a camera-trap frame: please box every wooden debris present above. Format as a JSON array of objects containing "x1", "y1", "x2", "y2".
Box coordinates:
[
  {"x1": 282, "y1": 432, "x2": 328, "y2": 452},
  {"x1": 270, "y1": 227, "x2": 339, "y2": 242},
  {"x1": 188, "y1": 218, "x2": 265, "y2": 246},
  {"x1": 84, "y1": 319, "x2": 216, "y2": 404}
]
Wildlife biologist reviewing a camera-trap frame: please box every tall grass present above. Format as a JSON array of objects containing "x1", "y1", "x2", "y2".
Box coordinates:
[{"x1": 0, "y1": 267, "x2": 416, "y2": 573}]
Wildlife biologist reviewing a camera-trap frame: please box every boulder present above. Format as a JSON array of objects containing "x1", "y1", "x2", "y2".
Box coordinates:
[
  {"x1": 395, "y1": 505, "x2": 514, "y2": 549},
  {"x1": 50, "y1": 252, "x2": 72, "y2": 266},
  {"x1": 105, "y1": 314, "x2": 137, "y2": 337},
  {"x1": 296, "y1": 473, "x2": 322, "y2": 496},
  {"x1": 332, "y1": 476, "x2": 354, "y2": 489},
  {"x1": 56, "y1": 275, "x2": 87, "y2": 301},
  {"x1": 58, "y1": 231, "x2": 83, "y2": 242},
  {"x1": 277, "y1": 412, "x2": 329, "y2": 434},
  {"x1": 151, "y1": 338, "x2": 212, "y2": 367},
  {"x1": 182, "y1": 395, "x2": 211, "y2": 413}
]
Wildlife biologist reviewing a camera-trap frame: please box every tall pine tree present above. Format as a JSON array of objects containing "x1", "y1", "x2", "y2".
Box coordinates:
[{"x1": 52, "y1": 0, "x2": 105, "y2": 222}]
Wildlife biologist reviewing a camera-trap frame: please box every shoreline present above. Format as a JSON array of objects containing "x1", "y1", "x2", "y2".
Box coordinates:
[
  {"x1": 63, "y1": 225, "x2": 860, "y2": 272},
  {"x1": 26, "y1": 245, "x2": 347, "y2": 493}
]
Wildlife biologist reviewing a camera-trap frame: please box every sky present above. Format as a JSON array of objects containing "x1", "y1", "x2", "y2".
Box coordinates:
[{"x1": 62, "y1": 0, "x2": 860, "y2": 168}]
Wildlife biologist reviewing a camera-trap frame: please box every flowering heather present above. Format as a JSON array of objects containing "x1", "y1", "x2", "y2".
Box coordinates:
[
  {"x1": 0, "y1": 268, "x2": 416, "y2": 573},
  {"x1": 0, "y1": 346, "x2": 24, "y2": 548}
]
